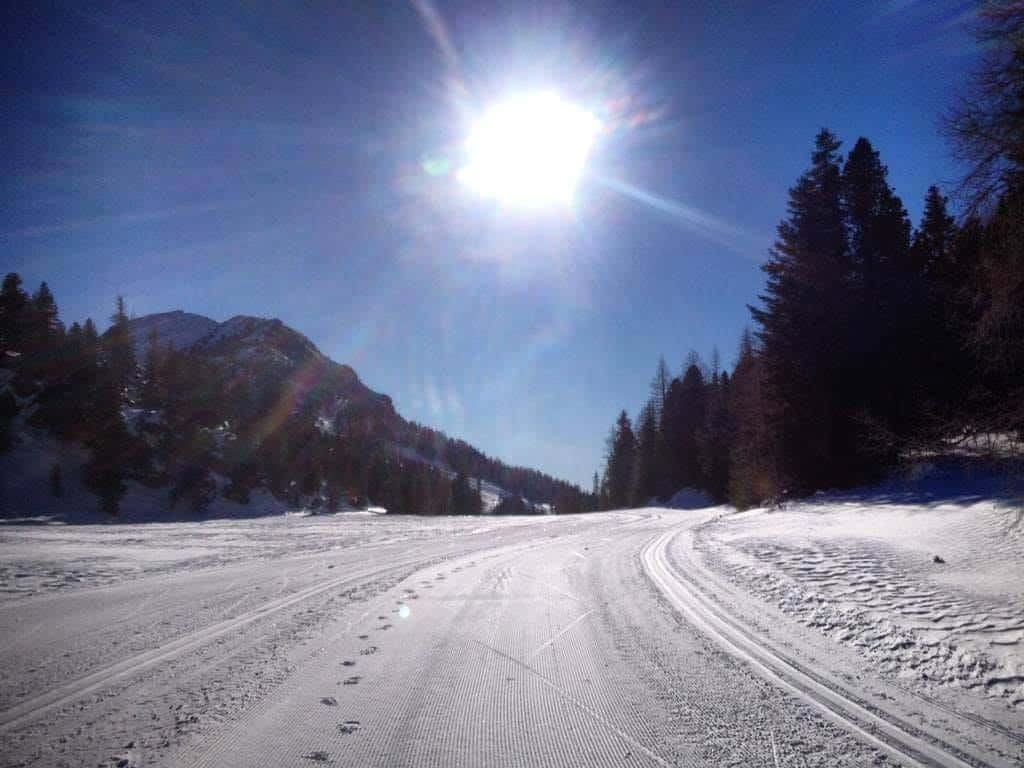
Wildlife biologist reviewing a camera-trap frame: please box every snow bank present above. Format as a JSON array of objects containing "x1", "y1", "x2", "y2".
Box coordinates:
[{"x1": 700, "y1": 459, "x2": 1024, "y2": 709}]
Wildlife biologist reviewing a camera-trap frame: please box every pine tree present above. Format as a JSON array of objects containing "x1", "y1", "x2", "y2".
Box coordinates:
[
  {"x1": 697, "y1": 368, "x2": 731, "y2": 502},
  {"x1": 105, "y1": 295, "x2": 135, "y2": 393},
  {"x1": 603, "y1": 410, "x2": 636, "y2": 509},
  {"x1": 28, "y1": 282, "x2": 63, "y2": 374},
  {"x1": 450, "y1": 471, "x2": 482, "y2": 515},
  {"x1": 141, "y1": 327, "x2": 164, "y2": 407},
  {"x1": 912, "y1": 186, "x2": 958, "y2": 276},
  {"x1": 750, "y1": 129, "x2": 849, "y2": 493},
  {"x1": 841, "y1": 137, "x2": 914, "y2": 454},
  {"x1": 649, "y1": 356, "x2": 671, "y2": 423},
  {"x1": 728, "y1": 329, "x2": 777, "y2": 507},
  {"x1": 0, "y1": 273, "x2": 31, "y2": 355},
  {"x1": 909, "y1": 188, "x2": 974, "y2": 435},
  {"x1": 630, "y1": 402, "x2": 659, "y2": 506},
  {"x1": 663, "y1": 361, "x2": 706, "y2": 492}
]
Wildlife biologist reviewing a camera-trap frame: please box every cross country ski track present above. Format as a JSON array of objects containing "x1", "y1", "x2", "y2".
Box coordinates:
[
  {"x1": 641, "y1": 524, "x2": 1021, "y2": 768},
  {"x1": 0, "y1": 509, "x2": 1019, "y2": 767}
]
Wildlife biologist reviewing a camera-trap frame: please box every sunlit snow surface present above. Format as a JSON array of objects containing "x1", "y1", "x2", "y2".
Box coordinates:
[{"x1": 698, "y1": 460, "x2": 1024, "y2": 709}]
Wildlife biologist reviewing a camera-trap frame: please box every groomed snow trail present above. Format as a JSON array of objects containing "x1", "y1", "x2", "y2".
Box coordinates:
[
  {"x1": 643, "y1": 520, "x2": 1020, "y2": 768},
  {"x1": 0, "y1": 509, "x2": 1018, "y2": 767}
]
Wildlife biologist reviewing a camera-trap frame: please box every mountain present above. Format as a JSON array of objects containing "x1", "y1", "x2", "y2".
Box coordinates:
[
  {"x1": 0, "y1": 282, "x2": 590, "y2": 519},
  {"x1": 117, "y1": 310, "x2": 584, "y2": 513},
  {"x1": 125, "y1": 311, "x2": 218, "y2": 358},
  {"x1": 127, "y1": 311, "x2": 401, "y2": 436}
]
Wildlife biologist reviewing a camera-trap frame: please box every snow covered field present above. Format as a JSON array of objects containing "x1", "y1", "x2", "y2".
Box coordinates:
[{"x1": 1, "y1": 463, "x2": 1021, "y2": 767}]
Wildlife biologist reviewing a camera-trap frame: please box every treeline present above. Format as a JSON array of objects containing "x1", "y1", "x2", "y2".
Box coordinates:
[
  {"x1": 0, "y1": 284, "x2": 557, "y2": 516},
  {"x1": 598, "y1": 4, "x2": 1023, "y2": 509},
  {"x1": 0, "y1": 284, "x2": 492, "y2": 515},
  {"x1": 403, "y1": 425, "x2": 592, "y2": 513}
]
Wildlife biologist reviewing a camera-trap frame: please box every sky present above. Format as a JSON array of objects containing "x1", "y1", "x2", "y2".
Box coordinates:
[{"x1": 4, "y1": 1, "x2": 980, "y2": 488}]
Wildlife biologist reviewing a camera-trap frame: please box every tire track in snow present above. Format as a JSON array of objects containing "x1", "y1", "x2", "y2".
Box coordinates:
[{"x1": 642, "y1": 525, "x2": 1003, "y2": 768}]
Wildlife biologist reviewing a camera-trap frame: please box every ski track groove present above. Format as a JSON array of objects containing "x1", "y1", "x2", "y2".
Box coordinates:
[
  {"x1": 0, "y1": 556, "x2": 431, "y2": 735},
  {"x1": 642, "y1": 525, "x2": 1003, "y2": 768}
]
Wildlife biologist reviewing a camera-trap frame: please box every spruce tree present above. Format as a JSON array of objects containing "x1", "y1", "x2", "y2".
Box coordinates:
[
  {"x1": 912, "y1": 186, "x2": 958, "y2": 276},
  {"x1": 28, "y1": 282, "x2": 63, "y2": 374},
  {"x1": 0, "y1": 273, "x2": 31, "y2": 355},
  {"x1": 698, "y1": 368, "x2": 731, "y2": 502},
  {"x1": 631, "y1": 402, "x2": 659, "y2": 506},
  {"x1": 841, "y1": 137, "x2": 914, "y2": 453},
  {"x1": 603, "y1": 411, "x2": 636, "y2": 509},
  {"x1": 663, "y1": 361, "x2": 706, "y2": 492},
  {"x1": 728, "y1": 329, "x2": 777, "y2": 507},
  {"x1": 750, "y1": 129, "x2": 849, "y2": 493},
  {"x1": 105, "y1": 295, "x2": 136, "y2": 393},
  {"x1": 141, "y1": 328, "x2": 164, "y2": 407}
]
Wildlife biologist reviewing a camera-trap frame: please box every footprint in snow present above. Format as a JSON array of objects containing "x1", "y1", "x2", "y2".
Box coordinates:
[
  {"x1": 342, "y1": 676, "x2": 361, "y2": 685},
  {"x1": 320, "y1": 696, "x2": 338, "y2": 706},
  {"x1": 302, "y1": 750, "x2": 332, "y2": 763},
  {"x1": 337, "y1": 721, "x2": 361, "y2": 735},
  {"x1": 357, "y1": 634, "x2": 369, "y2": 640},
  {"x1": 342, "y1": 660, "x2": 356, "y2": 667},
  {"x1": 359, "y1": 646, "x2": 378, "y2": 655}
]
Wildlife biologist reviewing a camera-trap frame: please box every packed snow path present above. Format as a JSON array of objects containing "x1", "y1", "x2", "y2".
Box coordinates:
[{"x1": 0, "y1": 509, "x2": 1019, "y2": 767}]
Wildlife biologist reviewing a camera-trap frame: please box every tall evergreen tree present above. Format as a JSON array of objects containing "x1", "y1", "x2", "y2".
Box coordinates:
[
  {"x1": 728, "y1": 329, "x2": 777, "y2": 507},
  {"x1": 105, "y1": 295, "x2": 135, "y2": 392},
  {"x1": 141, "y1": 328, "x2": 164, "y2": 407},
  {"x1": 663, "y1": 362, "x2": 707, "y2": 491},
  {"x1": 911, "y1": 186, "x2": 958, "y2": 276},
  {"x1": 631, "y1": 401, "x2": 659, "y2": 506},
  {"x1": 603, "y1": 410, "x2": 636, "y2": 509},
  {"x1": 649, "y1": 356, "x2": 671, "y2": 423},
  {"x1": 751, "y1": 129, "x2": 850, "y2": 493},
  {"x1": 841, "y1": 137, "x2": 914, "y2": 451},
  {"x1": 0, "y1": 273, "x2": 31, "y2": 355},
  {"x1": 29, "y1": 282, "x2": 63, "y2": 370},
  {"x1": 911, "y1": 188, "x2": 974, "y2": 434},
  {"x1": 697, "y1": 368, "x2": 731, "y2": 502}
]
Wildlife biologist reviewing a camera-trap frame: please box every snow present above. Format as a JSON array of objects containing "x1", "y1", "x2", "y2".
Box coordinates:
[
  {"x1": 1, "y1": 499, "x2": 1019, "y2": 767},
  {"x1": 697, "y1": 459, "x2": 1024, "y2": 709},
  {"x1": 0, "y1": 510, "x2": 906, "y2": 768}
]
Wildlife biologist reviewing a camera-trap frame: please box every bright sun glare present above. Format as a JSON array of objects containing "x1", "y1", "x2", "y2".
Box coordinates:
[{"x1": 458, "y1": 92, "x2": 600, "y2": 207}]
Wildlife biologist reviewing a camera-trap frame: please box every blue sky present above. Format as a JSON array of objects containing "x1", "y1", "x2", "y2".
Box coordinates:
[{"x1": 4, "y1": 1, "x2": 978, "y2": 487}]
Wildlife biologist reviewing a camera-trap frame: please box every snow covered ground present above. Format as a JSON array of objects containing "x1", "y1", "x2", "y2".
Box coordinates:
[
  {"x1": 1, "y1": 460, "x2": 1020, "y2": 767},
  {"x1": 696, "y1": 459, "x2": 1024, "y2": 712}
]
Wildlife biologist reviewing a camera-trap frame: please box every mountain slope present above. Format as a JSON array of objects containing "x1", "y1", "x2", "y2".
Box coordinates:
[
  {"x1": 125, "y1": 311, "x2": 219, "y2": 358},
  {"x1": 118, "y1": 311, "x2": 584, "y2": 513}
]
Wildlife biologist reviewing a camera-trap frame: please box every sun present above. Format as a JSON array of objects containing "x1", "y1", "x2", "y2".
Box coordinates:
[{"x1": 458, "y1": 92, "x2": 601, "y2": 207}]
